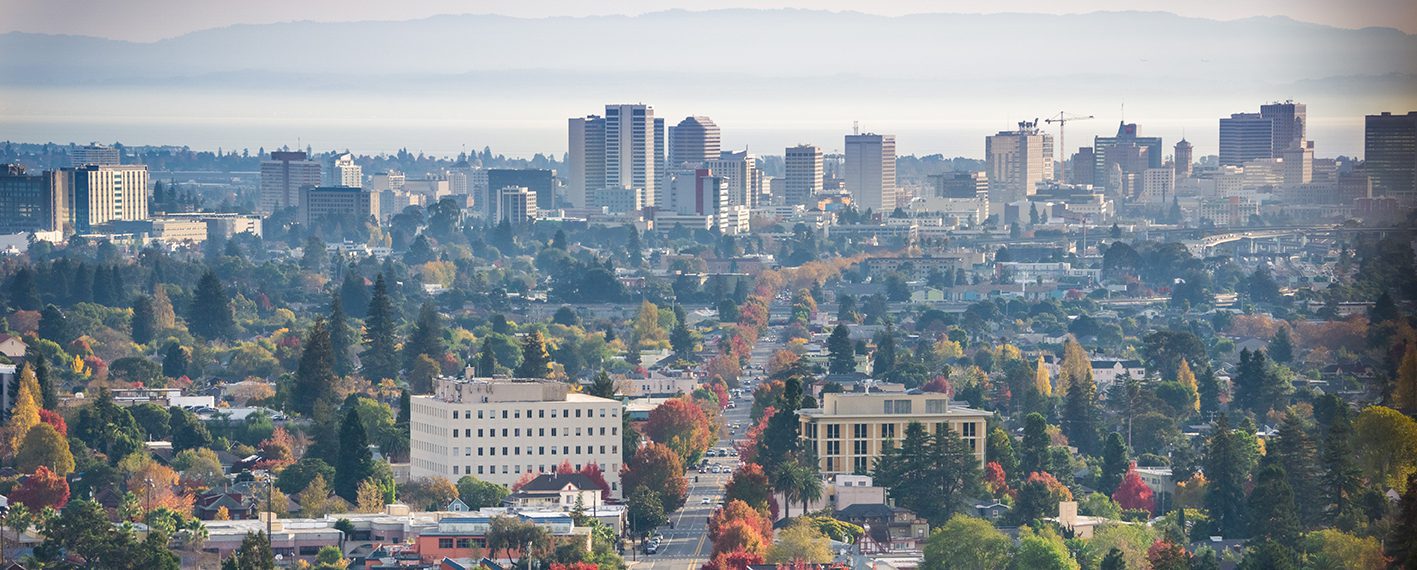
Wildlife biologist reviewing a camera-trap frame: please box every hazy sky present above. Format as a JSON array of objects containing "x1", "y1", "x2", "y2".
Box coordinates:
[{"x1": 3, "y1": 0, "x2": 1415, "y2": 40}]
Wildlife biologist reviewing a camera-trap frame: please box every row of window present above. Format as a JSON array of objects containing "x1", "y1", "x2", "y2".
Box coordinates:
[
  {"x1": 450, "y1": 462, "x2": 620, "y2": 484},
  {"x1": 451, "y1": 444, "x2": 616, "y2": 457},
  {"x1": 435, "y1": 538, "x2": 485, "y2": 549},
  {"x1": 815, "y1": 421, "x2": 978, "y2": 440},
  {"x1": 451, "y1": 426, "x2": 617, "y2": 439},
  {"x1": 450, "y1": 407, "x2": 616, "y2": 420},
  {"x1": 819, "y1": 437, "x2": 979, "y2": 456}
]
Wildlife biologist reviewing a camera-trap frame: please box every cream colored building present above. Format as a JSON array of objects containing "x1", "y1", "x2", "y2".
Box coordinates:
[
  {"x1": 410, "y1": 376, "x2": 624, "y2": 497},
  {"x1": 798, "y1": 391, "x2": 989, "y2": 476}
]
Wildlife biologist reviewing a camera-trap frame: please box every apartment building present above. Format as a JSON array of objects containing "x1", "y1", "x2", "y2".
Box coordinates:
[
  {"x1": 798, "y1": 391, "x2": 988, "y2": 476},
  {"x1": 410, "y1": 376, "x2": 624, "y2": 497}
]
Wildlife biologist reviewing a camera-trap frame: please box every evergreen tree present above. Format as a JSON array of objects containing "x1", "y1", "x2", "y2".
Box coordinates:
[
  {"x1": 1233, "y1": 349, "x2": 1272, "y2": 414},
  {"x1": 588, "y1": 370, "x2": 617, "y2": 399},
  {"x1": 1387, "y1": 472, "x2": 1417, "y2": 568},
  {"x1": 1268, "y1": 328, "x2": 1294, "y2": 364},
  {"x1": 872, "y1": 323, "x2": 897, "y2": 378},
  {"x1": 1019, "y1": 413, "x2": 1050, "y2": 476},
  {"x1": 1270, "y1": 413, "x2": 1321, "y2": 528},
  {"x1": 7, "y1": 267, "x2": 41, "y2": 310},
  {"x1": 28, "y1": 346, "x2": 57, "y2": 410},
  {"x1": 403, "y1": 302, "x2": 445, "y2": 372},
  {"x1": 221, "y1": 532, "x2": 276, "y2": 570},
  {"x1": 39, "y1": 304, "x2": 73, "y2": 344},
  {"x1": 475, "y1": 338, "x2": 497, "y2": 377},
  {"x1": 1247, "y1": 459, "x2": 1299, "y2": 547},
  {"x1": 670, "y1": 313, "x2": 695, "y2": 356},
  {"x1": 131, "y1": 295, "x2": 158, "y2": 345},
  {"x1": 329, "y1": 295, "x2": 355, "y2": 376},
  {"x1": 339, "y1": 271, "x2": 371, "y2": 318},
  {"x1": 161, "y1": 342, "x2": 189, "y2": 379},
  {"x1": 1197, "y1": 364, "x2": 1222, "y2": 415},
  {"x1": 1319, "y1": 405, "x2": 1361, "y2": 527},
  {"x1": 189, "y1": 271, "x2": 236, "y2": 340},
  {"x1": 294, "y1": 318, "x2": 336, "y2": 417},
  {"x1": 551, "y1": 229, "x2": 568, "y2": 250},
  {"x1": 515, "y1": 330, "x2": 551, "y2": 378},
  {"x1": 1395, "y1": 342, "x2": 1417, "y2": 414},
  {"x1": 361, "y1": 273, "x2": 399, "y2": 382},
  {"x1": 1100, "y1": 548, "x2": 1127, "y2": 570},
  {"x1": 827, "y1": 324, "x2": 855, "y2": 374},
  {"x1": 333, "y1": 406, "x2": 375, "y2": 502},
  {"x1": 1176, "y1": 357, "x2": 1199, "y2": 413},
  {"x1": 625, "y1": 224, "x2": 642, "y2": 267},
  {"x1": 169, "y1": 406, "x2": 214, "y2": 452},
  {"x1": 1062, "y1": 373, "x2": 1100, "y2": 455},
  {"x1": 1205, "y1": 416, "x2": 1249, "y2": 537},
  {"x1": 1100, "y1": 432, "x2": 1130, "y2": 495},
  {"x1": 4, "y1": 365, "x2": 41, "y2": 453}
]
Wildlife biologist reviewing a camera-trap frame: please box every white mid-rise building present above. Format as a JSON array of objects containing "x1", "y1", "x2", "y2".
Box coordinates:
[
  {"x1": 569, "y1": 104, "x2": 661, "y2": 210},
  {"x1": 703, "y1": 151, "x2": 760, "y2": 208},
  {"x1": 1138, "y1": 168, "x2": 1175, "y2": 204},
  {"x1": 985, "y1": 122, "x2": 1054, "y2": 215},
  {"x1": 410, "y1": 376, "x2": 624, "y2": 497},
  {"x1": 496, "y1": 186, "x2": 538, "y2": 225},
  {"x1": 333, "y1": 153, "x2": 363, "y2": 187},
  {"x1": 67, "y1": 164, "x2": 149, "y2": 230},
  {"x1": 259, "y1": 151, "x2": 322, "y2": 214},
  {"x1": 845, "y1": 133, "x2": 897, "y2": 213}
]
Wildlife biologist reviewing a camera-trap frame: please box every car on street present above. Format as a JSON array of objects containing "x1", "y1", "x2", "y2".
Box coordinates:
[{"x1": 701, "y1": 497, "x2": 712, "y2": 504}]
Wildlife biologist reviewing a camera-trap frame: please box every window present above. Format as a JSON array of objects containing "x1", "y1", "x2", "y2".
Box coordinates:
[
  {"x1": 478, "y1": 411, "x2": 484, "y2": 419},
  {"x1": 478, "y1": 448, "x2": 484, "y2": 456},
  {"x1": 478, "y1": 429, "x2": 484, "y2": 438},
  {"x1": 882, "y1": 423, "x2": 896, "y2": 439},
  {"x1": 456, "y1": 538, "x2": 472, "y2": 549},
  {"x1": 502, "y1": 429, "x2": 508, "y2": 437},
  {"x1": 827, "y1": 424, "x2": 841, "y2": 438},
  {"x1": 576, "y1": 446, "x2": 582, "y2": 454},
  {"x1": 478, "y1": 466, "x2": 484, "y2": 474},
  {"x1": 962, "y1": 422, "x2": 977, "y2": 437},
  {"x1": 552, "y1": 428, "x2": 558, "y2": 437},
  {"x1": 926, "y1": 399, "x2": 946, "y2": 414},
  {"x1": 502, "y1": 410, "x2": 508, "y2": 419},
  {"x1": 502, "y1": 447, "x2": 508, "y2": 455},
  {"x1": 600, "y1": 408, "x2": 606, "y2": 417},
  {"x1": 885, "y1": 400, "x2": 912, "y2": 414},
  {"x1": 853, "y1": 423, "x2": 867, "y2": 438},
  {"x1": 515, "y1": 428, "x2": 521, "y2": 437},
  {"x1": 853, "y1": 457, "x2": 869, "y2": 473},
  {"x1": 540, "y1": 446, "x2": 545, "y2": 455},
  {"x1": 576, "y1": 409, "x2": 582, "y2": 418},
  {"x1": 853, "y1": 440, "x2": 867, "y2": 455},
  {"x1": 612, "y1": 427, "x2": 618, "y2": 435},
  {"x1": 826, "y1": 457, "x2": 836, "y2": 471},
  {"x1": 453, "y1": 411, "x2": 459, "y2": 419},
  {"x1": 439, "y1": 539, "x2": 454, "y2": 549},
  {"x1": 301, "y1": 546, "x2": 323, "y2": 555},
  {"x1": 539, "y1": 410, "x2": 545, "y2": 418},
  {"x1": 514, "y1": 410, "x2": 521, "y2": 419},
  {"x1": 539, "y1": 428, "x2": 545, "y2": 437},
  {"x1": 575, "y1": 428, "x2": 582, "y2": 436},
  {"x1": 453, "y1": 430, "x2": 459, "y2": 438},
  {"x1": 826, "y1": 441, "x2": 840, "y2": 455}
]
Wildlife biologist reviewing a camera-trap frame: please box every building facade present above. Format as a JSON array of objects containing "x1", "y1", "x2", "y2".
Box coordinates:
[
  {"x1": 496, "y1": 186, "x2": 538, "y2": 225},
  {"x1": 69, "y1": 144, "x2": 120, "y2": 167},
  {"x1": 410, "y1": 377, "x2": 624, "y2": 496},
  {"x1": 0, "y1": 165, "x2": 67, "y2": 234},
  {"x1": 845, "y1": 133, "x2": 897, "y2": 213},
  {"x1": 1260, "y1": 101, "x2": 1307, "y2": 154},
  {"x1": 703, "y1": 150, "x2": 759, "y2": 208},
  {"x1": 1174, "y1": 139, "x2": 1194, "y2": 180},
  {"x1": 798, "y1": 391, "x2": 988, "y2": 476},
  {"x1": 299, "y1": 186, "x2": 375, "y2": 225},
  {"x1": 986, "y1": 122, "x2": 1053, "y2": 215},
  {"x1": 668, "y1": 116, "x2": 721, "y2": 168},
  {"x1": 487, "y1": 169, "x2": 555, "y2": 215},
  {"x1": 1365, "y1": 111, "x2": 1417, "y2": 199},
  {"x1": 67, "y1": 164, "x2": 148, "y2": 230},
  {"x1": 260, "y1": 151, "x2": 322, "y2": 214},
  {"x1": 784, "y1": 144, "x2": 824, "y2": 207},
  {"x1": 1219, "y1": 113, "x2": 1275, "y2": 166},
  {"x1": 332, "y1": 153, "x2": 362, "y2": 187}
]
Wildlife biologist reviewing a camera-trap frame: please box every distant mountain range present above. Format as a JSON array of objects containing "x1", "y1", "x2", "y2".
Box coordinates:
[{"x1": 1, "y1": 9, "x2": 1413, "y2": 86}]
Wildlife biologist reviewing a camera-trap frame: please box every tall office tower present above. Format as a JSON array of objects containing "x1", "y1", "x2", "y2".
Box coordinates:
[
  {"x1": 1219, "y1": 113, "x2": 1275, "y2": 166},
  {"x1": 259, "y1": 151, "x2": 322, "y2": 214},
  {"x1": 1174, "y1": 139, "x2": 1194, "y2": 179},
  {"x1": 667, "y1": 168, "x2": 728, "y2": 216},
  {"x1": 704, "y1": 151, "x2": 760, "y2": 208},
  {"x1": 1091, "y1": 122, "x2": 1163, "y2": 189},
  {"x1": 1070, "y1": 147, "x2": 1096, "y2": 185},
  {"x1": 69, "y1": 144, "x2": 120, "y2": 167},
  {"x1": 66, "y1": 164, "x2": 149, "y2": 230},
  {"x1": 985, "y1": 122, "x2": 1053, "y2": 214},
  {"x1": 487, "y1": 169, "x2": 555, "y2": 216},
  {"x1": 784, "y1": 145, "x2": 824, "y2": 207},
  {"x1": 845, "y1": 133, "x2": 897, "y2": 213},
  {"x1": 1261, "y1": 101, "x2": 1307, "y2": 153},
  {"x1": 667, "y1": 116, "x2": 721, "y2": 168},
  {"x1": 0, "y1": 165, "x2": 67, "y2": 234},
  {"x1": 496, "y1": 186, "x2": 538, "y2": 225},
  {"x1": 654, "y1": 116, "x2": 665, "y2": 200},
  {"x1": 1365, "y1": 112, "x2": 1417, "y2": 198},
  {"x1": 567, "y1": 116, "x2": 605, "y2": 208},
  {"x1": 331, "y1": 153, "x2": 362, "y2": 187}
]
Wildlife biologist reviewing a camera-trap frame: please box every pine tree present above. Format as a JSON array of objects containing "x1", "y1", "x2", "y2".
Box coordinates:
[
  {"x1": 221, "y1": 532, "x2": 275, "y2": 570},
  {"x1": 827, "y1": 324, "x2": 855, "y2": 374},
  {"x1": 626, "y1": 224, "x2": 642, "y2": 267},
  {"x1": 28, "y1": 346, "x2": 57, "y2": 410},
  {"x1": 1062, "y1": 371, "x2": 1100, "y2": 455},
  {"x1": 1270, "y1": 412, "x2": 1321, "y2": 529},
  {"x1": 7, "y1": 267, "x2": 41, "y2": 310},
  {"x1": 39, "y1": 304, "x2": 72, "y2": 344},
  {"x1": 1268, "y1": 328, "x2": 1294, "y2": 365},
  {"x1": 588, "y1": 371, "x2": 616, "y2": 399},
  {"x1": 403, "y1": 302, "x2": 445, "y2": 372},
  {"x1": 1205, "y1": 416, "x2": 1249, "y2": 537},
  {"x1": 1320, "y1": 406, "x2": 1360, "y2": 527},
  {"x1": 1100, "y1": 432, "x2": 1130, "y2": 494},
  {"x1": 333, "y1": 406, "x2": 374, "y2": 502},
  {"x1": 670, "y1": 311, "x2": 695, "y2": 356},
  {"x1": 294, "y1": 319, "x2": 336, "y2": 417},
  {"x1": 1247, "y1": 459, "x2": 1300, "y2": 548},
  {"x1": 872, "y1": 324, "x2": 897, "y2": 378},
  {"x1": 515, "y1": 330, "x2": 551, "y2": 378},
  {"x1": 1197, "y1": 364, "x2": 1222, "y2": 415},
  {"x1": 131, "y1": 295, "x2": 158, "y2": 345},
  {"x1": 162, "y1": 342, "x2": 189, "y2": 379},
  {"x1": 150, "y1": 286, "x2": 176, "y2": 330},
  {"x1": 189, "y1": 271, "x2": 236, "y2": 340},
  {"x1": 551, "y1": 229, "x2": 568, "y2": 250},
  {"x1": 475, "y1": 338, "x2": 497, "y2": 377},
  {"x1": 1019, "y1": 413, "x2": 1050, "y2": 476},
  {"x1": 360, "y1": 274, "x2": 399, "y2": 382},
  {"x1": 329, "y1": 295, "x2": 355, "y2": 376},
  {"x1": 1100, "y1": 548, "x2": 1127, "y2": 570},
  {"x1": 1386, "y1": 472, "x2": 1417, "y2": 568}
]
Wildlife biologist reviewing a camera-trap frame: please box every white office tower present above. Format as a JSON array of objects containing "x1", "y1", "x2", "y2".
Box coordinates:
[
  {"x1": 784, "y1": 145, "x2": 824, "y2": 207},
  {"x1": 67, "y1": 164, "x2": 149, "y2": 230},
  {"x1": 1281, "y1": 146, "x2": 1314, "y2": 185},
  {"x1": 668, "y1": 116, "x2": 721, "y2": 168},
  {"x1": 368, "y1": 170, "x2": 406, "y2": 193},
  {"x1": 569, "y1": 104, "x2": 659, "y2": 210},
  {"x1": 410, "y1": 376, "x2": 624, "y2": 497},
  {"x1": 567, "y1": 116, "x2": 604, "y2": 209},
  {"x1": 496, "y1": 186, "x2": 538, "y2": 225},
  {"x1": 985, "y1": 122, "x2": 1054, "y2": 216},
  {"x1": 1139, "y1": 168, "x2": 1175, "y2": 204},
  {"x1": 667, "y1": 168, "x2": 727, "y2": 216},
  {"x1": 69, "y1": 144, "x2": 121, "y2": 167},
  {"x1": 704, "y1": 150, "x2": 761, "y2": 208},
  {"x1": 845, "y1": 133, "x2": 898, "y2": 213},
  {"x1": 260, "y1": 151, "x2": 323, "y2": 214},
  {"x1": 332, "y1": 153, "x2": 362, "y2": 187}
]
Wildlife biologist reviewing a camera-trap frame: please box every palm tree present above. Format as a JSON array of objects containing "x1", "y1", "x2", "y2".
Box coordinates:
[
  {"x1": 775, "y1": 463, "x2": 803, "y2": 519},
  {"x1": 797, "y1": 467, "x2": 824, "y2": 516}
]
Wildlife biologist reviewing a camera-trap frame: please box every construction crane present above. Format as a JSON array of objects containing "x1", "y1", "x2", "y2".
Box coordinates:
[{"x1": 1043, "y1": 111, "x2": 1095, "y2": 165}]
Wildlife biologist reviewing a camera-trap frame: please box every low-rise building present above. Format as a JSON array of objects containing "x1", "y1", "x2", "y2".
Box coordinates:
[{"x1": 798, "y1": 391, "x2": 988, "y2": 476}]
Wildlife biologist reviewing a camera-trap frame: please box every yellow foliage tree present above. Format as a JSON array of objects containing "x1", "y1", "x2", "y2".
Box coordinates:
[
  {"x1": 298, "y1": 475, "x2": 337, "y2": 518},
  {"x1": 1395, "y1": 343, "x2": 1417, "y2": 414},
  {"x1": 634, "y1": 300, "x2": 669, "y2": 350},
  {"x1": 1034, "y1": 356, "x2": 1052, "y2": 398},
  {"x1": 4, "y1": 364, "x2": 41, "y2": 455},
  {"x1": 356, "y1": 478, "x2": 386, "y2": 513},
  {"x1": 934, "y1": 338, "x2": 963, "y2": 360},
  {"x1": 214, "y1": 506, "x2": 231, "y2": 520},
  {"x1": 1176, "y1": 357, "x2": 1200, "y2": 412},
  {"x1": 1059, "y1": 337, "x2": 1092, "y2": 393}
]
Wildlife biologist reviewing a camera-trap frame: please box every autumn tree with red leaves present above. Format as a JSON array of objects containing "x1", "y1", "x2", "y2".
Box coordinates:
[
  {"x1": 622, "y1": 442, "x2": 688, "y2": 511},
  {"x1": 12, "y1": 465, "x2": 70, "y2": 510},
  {"x1": 702, "y1": 549, "x2": 765, "y2": 570},
  {"x1": 1112, "y1": 463, "x2": 1156, "y2": 513},
  {"x1": 645, "y1": 397, "x2": 715, "y2": 462},
  {"x1": 724, "y1": 464, "x2": 773, "y2": 512},
  {"x1": 38, "y1": 408, "x2": 68, "y2": 436}
]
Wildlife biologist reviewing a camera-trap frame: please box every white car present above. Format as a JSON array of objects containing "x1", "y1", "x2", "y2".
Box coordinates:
[{"x1": 701, "y1": 497, "x2": 712, "y2": 505}]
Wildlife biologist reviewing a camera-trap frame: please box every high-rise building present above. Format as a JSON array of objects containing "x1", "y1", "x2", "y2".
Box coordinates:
[
  {"x1": 1219, "y1": 113, "x2": 1276, "y2": 166},
  {"x1": 798, "y1": 391, "x2": 988, "y2": 476},
  {"x1": 985, "y1": 122, "x2": 1053, "y2": 214},
  {"x1": 299, "y1": 186, "x2": 376, "y2": 226},
  {"x1": 1092, "y1": 122, "x2": 1163, "y2": 190},
  {"x1": 667, "y1": 168, "x2": 728, "y2": 217},
  {"x1": 1261, "y1": 101, "x2": 1307, "y2": 154},
  {"x1": 1070, "y1": 147, "x2": 1096, "y2": 185},
  {"x1": 409, "y1": 376, "x2": 624, "y2": 497},
  {"x1": 0, "y1": 165, "x2": 67, "y2": 234},
  {"x1": 1174, "y1": 139, "x2": 1194, "y2": 179},
  {"x1": 927, "y1": 171, "x2": 988, "y2": 199},
  {"x1": 69, "y1": 144, "x2": 120, "y2": 167},
  {"x1": 260, "y1": 151, "x2": 322, "y2": 214},
  {"x1": 496, "y1": 186, "x2": 538, "y2": 225},
  {"x1": 703, "y1": 150, "x2": 760, "y2": 208},
  {"x1": 668, "y1": 116, "x2": 720, "y2": 169},
  {"x1": 332, "y1": 153, "x2": 362, "y2": 188},
  {"x1": 487, "y1": 169, "x2": 555, "y2": 215},
  {"x1": 1281, "y1": 146, "x2": 1313, "y2": 185},
  {"x1": 845, "y1": 133, "x2": 897, "y2": 213},
  {"x1": 784, "y1": 145, "x2": 824, "y2": 207},
  {"x1": 1365, "y1": 111, "x2": 1417, "y2": 199},
  {"x1": 568, "y1": 104, "x2": 658, "y2": 210},
  {"x1": 67, "y1": 164, "x2": 149, "y2": 230}
]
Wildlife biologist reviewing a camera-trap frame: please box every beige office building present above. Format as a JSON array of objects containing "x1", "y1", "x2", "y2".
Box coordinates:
[
  {"x1": 985, "y1": 122, "x2": 1054, "y2": 215},
  {"x1": 410, "y1": 377, "x2": 624, "y2": 497},
  {"x1": 799, "y1": 391, "x2": 988, "y2": 476},
  {"x1": 845, "y1": 134, "x2": 897, "y2": 212}
]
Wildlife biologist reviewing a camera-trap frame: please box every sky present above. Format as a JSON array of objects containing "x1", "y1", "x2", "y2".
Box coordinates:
[{"x1": 3, "y1": 0, "x2": 1415, "y2": 40}]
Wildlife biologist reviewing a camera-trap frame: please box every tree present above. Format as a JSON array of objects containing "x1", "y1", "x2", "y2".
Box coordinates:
[
  {"x1": 356, "y1": 478, "x2": 385, "y2": 512},
  {"x1": 1014, "y1": 472, "x2": 1072, "y2": 524},
  {"x1": 161, "y1": 342, "x2": 190, "y2": 379},
  {"x1": 724, "y1": 463, "x2": 772, "y2": 512},
  {"x1": 1396, "y1": 343, "x2": 1417, "y2": 414},
  {"x1": 872, "y1": 324, "x2": 897, "y2": 377},
  {"x1": 316, "y1": 545, "x2": 348, "y2": 569},
  {"x1": 169, "y1": 406, "x2": 214, "y2": 452},
  {"x1": 12, "y1": 465, "x2": 71, "y2": 510},
  {"x1": 622, "y1": 442, "x2": 688, "y2": 512},
  {"x1": 37, "y1": 498, "x2": 178, "y2": 570},
  {"x1": 1303, "y1": 529, "x2": 1385, "y2": 570},
  {"x1": 625, "y1": 487, "x2": 667, "y2": 533},
  {"x1": 1019, "y1": 413, "x2": 1051, "y2": 476},
  {"x1": 1147, "y1": 540, "x2": 1191, "y2": 570},
  {"x1": 1010, "y1": 527, "x2": 1079, "y2": 570},
  {"x1": 515, "y1": 330, "x2": 552, "y2": 378},
  {"x1": 30, "y1": 347, "x2": 57, "y2": 410},
  {"x1": 921, "y1": 516, "x2": 1011, "y2": 570},
  {"x1": 1061, "y1": 339, "x2": 1100, "y2": 455},
  {"x1": 404, "y1": 302, "x2": 445, "y2": 372},
  {"x1": 1351, "y1": 405, "x2": 1417, "y2": 491},
  {"x1": 4, "y1": 364, "x2": 41, "y2": 455},
  {"x1": 1100, "y1": 432, "x2": 1130, "y2": 495},
  {"x1": 827, "y1": 324, "x2": 855, "y2": 374},
  {"x1": 361, "y1": 273, "x2": 400, "y2": 382},
  {"x1": 625, "y1": 224, "x2": 642, "y2": 267},
  {"x1": 475, "y1": 337, "x2": 497, "y2": 377},
  {"x1": 1112, "y1": 463, "x2": 1156, "y2": 514},
  {"x1": 486, "y1": 515, "x2": 550, "y2": 563},
  {"x1": 1205, "y1": 417, "x2": 1249, "y2": 538},
  {"x1": 588, "y1": 370, "x2": 616, "y2": 399},
  {"x1": 1099, "y1": 548, "x2": 1127, "y2": 570},
  {"x1": 189, "y1": 271, "x2": 236, "y2": 340},
  {"x1": 297, "y1": 475, "x2": 338, "y2": 518},
  {"x1": 222, "y1": 532, "x2": 276, "y2": 570},
  {"x1": 132, "y1": 294, "x2": 158, "y2": 345},
  {"x1": 408, "y1": 354, "x2": 440, "y2": 394},
  {"x1": 457, "y1": 476, "x2": 510, "y2": 509},
  {"x1": 329, "y1": 295, "x2": 355, "y2": 376},
  {"x1": 292, "y1": 319, "x2": 338, "y2": 418},
  {"x1": 765, "y1": 521, "x2": 832, "y2": 564},
  {"x1": 40, "y1": 304, "x2": 74, "y2": 344},
  {"x1": 1176, "y1": 358, "x2": 1199, "y2": 413},
  {"x1": 1386, "y1": 473, "x2": 1417, "y2": 569},
  {"x1": 644, "y1": 397, "x2": 713, "y2": 463},
  {"x1": 1034, "y1": 356, "x2": 1052, "y2": 398},
  {"x1": 1268, "y1": 327, "x2": 1294, "y2": 364},
  {"x1": 1269, "y1": 412, "x2": 1322, "y2": 528},
  {"x1": 17, "y1": 422, "x2": 75, "y2": 475},
  {"x1": 334, "y1": 407, "x2": 375, "y2": 502}
]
